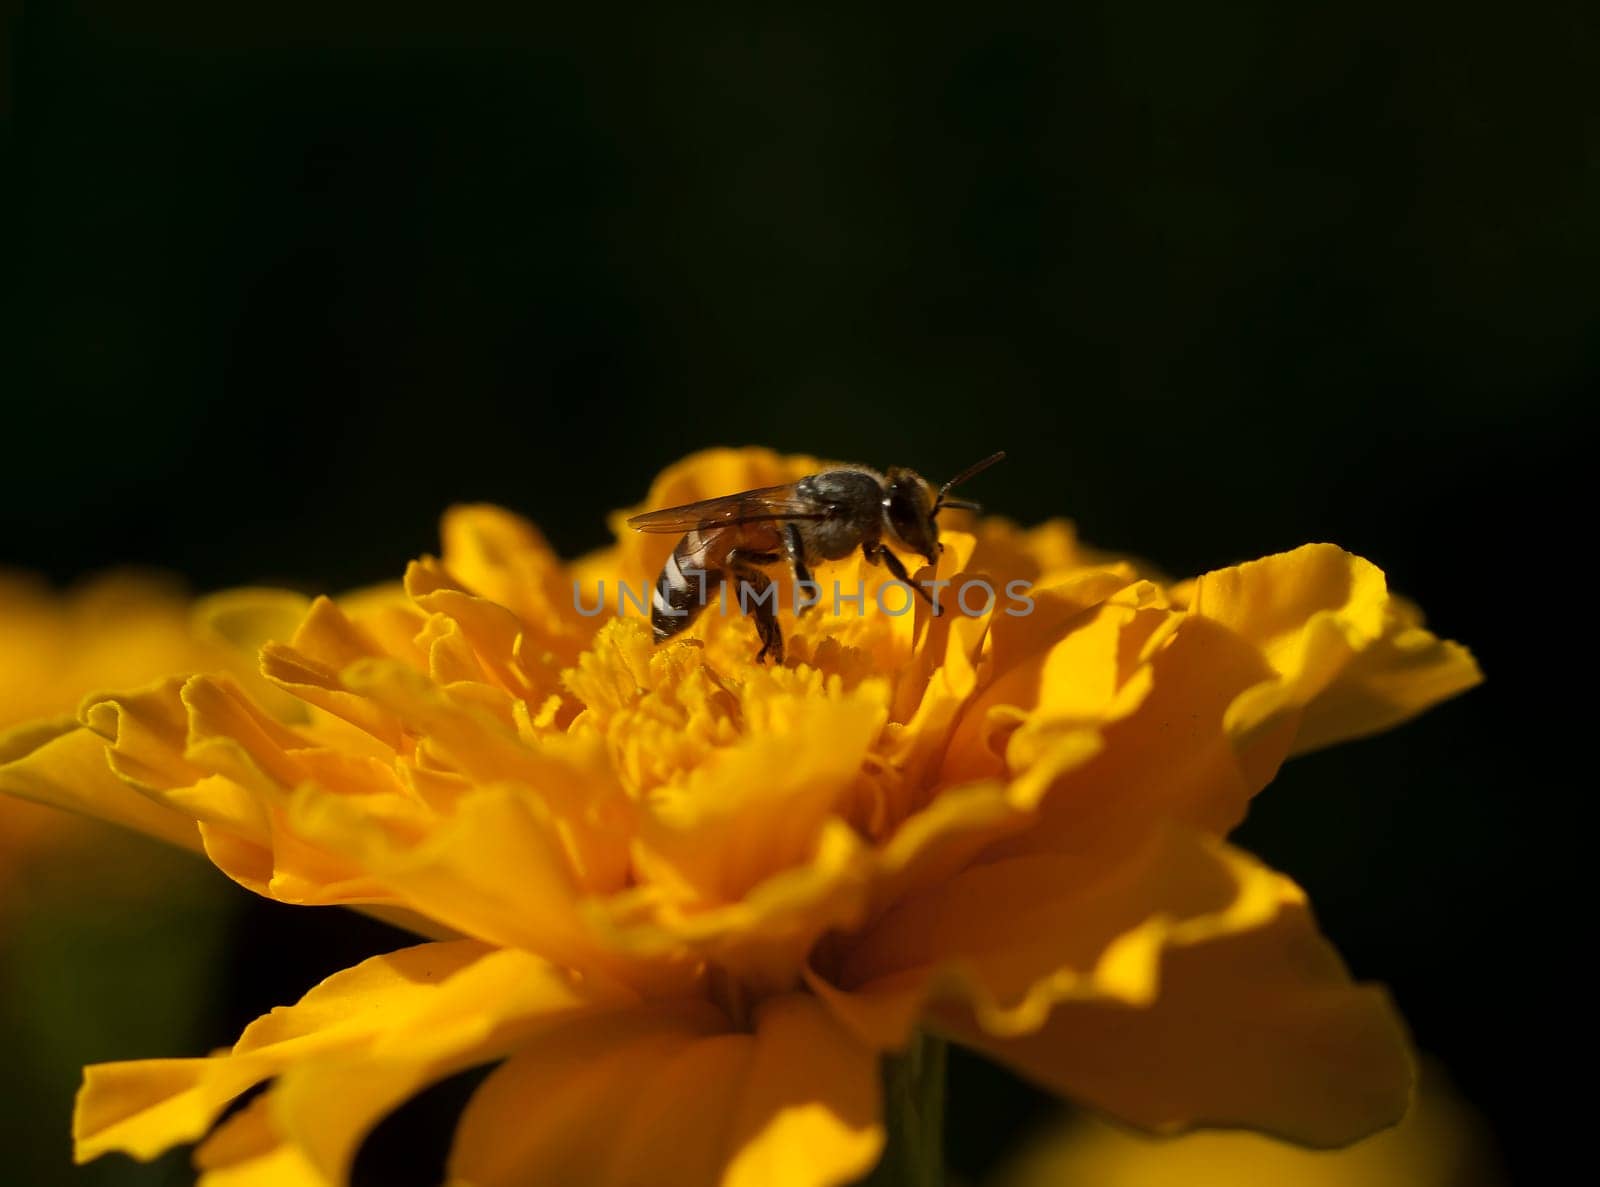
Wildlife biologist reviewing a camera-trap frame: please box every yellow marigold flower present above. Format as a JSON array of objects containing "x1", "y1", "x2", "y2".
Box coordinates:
[
  {"x1": 0, "y1": 449, "x2": 1480, "y2": 1187},
  {"x1": 995, "y1": 1066, "x2": 1503, "y2": 1187}
]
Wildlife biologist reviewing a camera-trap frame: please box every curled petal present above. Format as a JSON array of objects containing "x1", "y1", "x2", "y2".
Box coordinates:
[{"x1": 1187, "y1": 544, "x2": 1482, "y2": 755}]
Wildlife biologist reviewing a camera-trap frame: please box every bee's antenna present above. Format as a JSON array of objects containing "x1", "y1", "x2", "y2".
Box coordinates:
[{"x1": 935, "y1": 450, "x2": 1006, "y2": 511}]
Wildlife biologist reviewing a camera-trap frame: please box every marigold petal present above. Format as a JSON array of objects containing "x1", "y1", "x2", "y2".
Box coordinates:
[
  {"x1": 269, "y1": 946, "x2": 638, "y2": 1185},
  {"x1": 193, "y1": 1096, "x2": 329, "y2": 1187},
  {"x1": 198, "y1": 1141, "x2": 328, "y2": 1187},
  {"x1": 803, "y1": 965, "x2": 928, "y2": 1052},
  {"x1": 189, "y1": 587, "x2": 314, "y2": 721},
  {"x1": 593, "y1": 817, "x2": 873, "y2": 989},
  {"x1": 445, "y1": 1004, "x2": 735, "y2": 1187},
  {"x1": 868, "y1": 731, "x2": 1101, "y2": 915},
  {"x1": 970, "y1": 518, "x2": 1144, "y2": 586},
  {"x1": 78, "y1": 674, "x2": 416, "y2": 908},
  {"x1": 83, "y1": 677, "x2": 208, "y2": 793},
  {"x1": 74, "y1": 940, "x2": 494, "y2": 1164},
  {"x1": 439, "y1": 504, "x2": 592, "y2": 661},
  {"x1": 189, "y1": 588, "x2": 311, "y2": 653},
  {"x1": 0, "y1": 718, "x2": 201, "y2": 850},
  {"x1": 935, "y1": 891, "x2": 1414, "y2": 1148},
  {"x1": 722, "y1": 995, "x2": 884, "y2": 1187},
  {"x1": 1187, "y1": 544, "x2": 1481, "y2": 756},
  {"x1": 634, "y1": 677, "x2": 889, "y2": 904},
  {"x1": 1290, "y1": 606, "x2": 1481, "y2": 754},
  {"x1": 864, "y1": 828, "x2": 1281, "y2": 1025},
  {"x1": 941, "y1": 591, "x2": 1161, "y2": 790},
  {"x1": 259, "y1": 640, "x2": 406, "y2": 750},
  {"x1": 77, "y1": 939, "x2": 631, "y2": 1178},
  {"x1": 447, "y1": 994, "x2": 881, "y2": 1187},
  {"x1": 439, "y1": 504, "x2": 554, "y2": 598},
  {"x1": 992, "y1": 613, "x2": 1290, "y2": 857},
  {"x1": 285, "y1": 784, "x2": 607, "y2": 974},
  {"x1": 816, "y1": 826, "x2": 1284, "y2": 1050}
]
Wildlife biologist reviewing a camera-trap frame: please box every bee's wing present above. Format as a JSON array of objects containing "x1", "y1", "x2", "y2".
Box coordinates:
[{"x1": 626, "y1": 483, "x2": 833, "y2": 533}]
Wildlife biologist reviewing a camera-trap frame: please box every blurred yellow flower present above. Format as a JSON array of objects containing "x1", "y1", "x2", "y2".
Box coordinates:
[
  {"x1": 0, "y1": 449, "x2": 1480, "y2": 1187},
  {"x1": 995, "y1": 1067, "x2": 1503, "y2": 1187},
  {"x1": 0, "y1": 573, "x2": 306, "y2": 873},
  {"x1": 0, "y1": 573, "x2": 297, "y2": 910}
]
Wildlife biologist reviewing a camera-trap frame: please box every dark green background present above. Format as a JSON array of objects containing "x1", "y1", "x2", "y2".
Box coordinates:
[{"x1": 5, "y1": 3, "x2": 1589, "y2": 1184}]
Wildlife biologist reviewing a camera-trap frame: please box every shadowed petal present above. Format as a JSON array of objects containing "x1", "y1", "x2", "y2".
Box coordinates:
[
  {"x1": 814, "y1": 825, "x2": 1412, "y2": 1147},
  {"x1": 448, "y1": 994, "x2": 882, "y2": 1187},
  {"x1": 938, "y1": 896, "x2": 1413, "y2": 1148}
]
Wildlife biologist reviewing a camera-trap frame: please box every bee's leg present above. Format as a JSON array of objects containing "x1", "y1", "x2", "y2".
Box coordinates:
[
  {"x1": 877, "y1": 548, "x2": 942, "y2": 616},
  {"x1": 783, "y1": 524, "x2": 818, "y2": 617},
  {"x1": 727, "y1": 551, "x2": 784, "y2": 664}
]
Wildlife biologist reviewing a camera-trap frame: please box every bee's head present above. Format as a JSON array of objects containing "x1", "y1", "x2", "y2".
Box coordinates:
[
  {"x1": 882, "y1": 452, "x2": 1006, "y2": 570},
  {"x1": 882, "y1": 468, "x2": 942, "y2": 568}
]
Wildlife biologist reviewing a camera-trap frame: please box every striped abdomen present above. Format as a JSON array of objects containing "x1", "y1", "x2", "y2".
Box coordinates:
[{"x1": 651, "y1": 530, "x2": 719, "y2": 642}]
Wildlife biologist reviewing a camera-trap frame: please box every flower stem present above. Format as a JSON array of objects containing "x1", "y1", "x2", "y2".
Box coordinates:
[{"x1": 861, "y1": 1032, "x2": 947, "y2": 1187}]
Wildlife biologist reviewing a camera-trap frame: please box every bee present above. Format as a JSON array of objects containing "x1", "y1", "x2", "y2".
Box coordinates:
[{"x1": 627, "y1": 451, "x2": 1005, "y2": 663}]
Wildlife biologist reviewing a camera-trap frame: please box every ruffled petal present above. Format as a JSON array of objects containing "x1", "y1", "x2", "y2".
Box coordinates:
[
  {"x1": 590, "y1": 816, "x2": 874, "y2": 991},
  {"x1": 813, "y1": 825, "x2": 1282, "y2": 1051},
  {"x1": 448, "y1": 993, "x2": 882, "y2": 1187},
  {"x1": 966, "y1": 546, "x2": 1478, "y2": 859},
  {"x1": 286, "y1": 782, "x2": 620, "y2": 978},
  {"x1": 630, "y1": 674, "x2": 889, "y2": 905},
  {"x1": 1186, "y1": 544, "x2": 1481, "y2": 755},
  {"x1": 997, "y1": 611, "x2": 1287, "y2": 851},
  {"x1": 78, "y1": 676, "x2": 406, "y2": 908}
]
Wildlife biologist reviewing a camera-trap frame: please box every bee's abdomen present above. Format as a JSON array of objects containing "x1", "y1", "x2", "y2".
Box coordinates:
[{"x1": 652, "y1": 535, "x2": 717, "y2": 641}]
